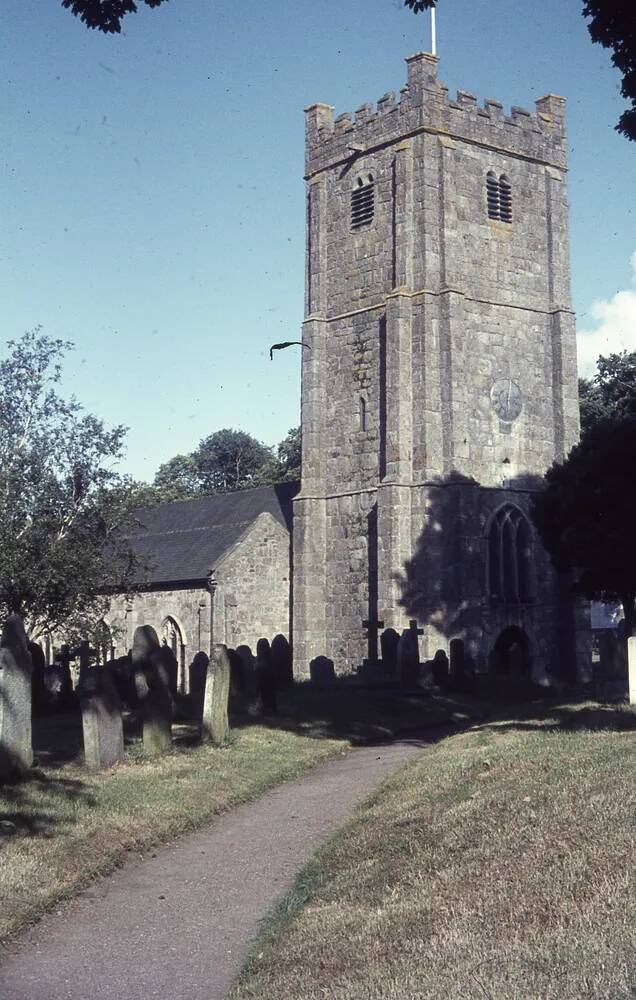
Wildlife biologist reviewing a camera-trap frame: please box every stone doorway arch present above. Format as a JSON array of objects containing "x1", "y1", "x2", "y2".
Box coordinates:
[{"x1": 489, "y1": 626, "x2": 532, "y2": 678}]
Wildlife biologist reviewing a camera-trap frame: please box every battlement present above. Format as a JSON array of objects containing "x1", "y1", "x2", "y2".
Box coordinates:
[{"x1": 305, "y1": 53, "x2": 567, "y2": 177}]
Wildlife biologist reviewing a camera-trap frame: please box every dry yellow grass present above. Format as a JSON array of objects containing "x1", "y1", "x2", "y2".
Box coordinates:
[
  {"x1": 233, "y1": 701, "x2": 636, "y2": 1000},
  {"x1": 0, "y1": 725, "x2": 345, "y2": 944}
]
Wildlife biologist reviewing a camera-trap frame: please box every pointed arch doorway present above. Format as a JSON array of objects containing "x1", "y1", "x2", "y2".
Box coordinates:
[{"x1": 489, "y1": 626, "x2": 532, "y2": 678}]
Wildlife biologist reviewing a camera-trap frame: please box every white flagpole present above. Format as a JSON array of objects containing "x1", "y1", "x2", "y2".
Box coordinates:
[{"x1": 431, "y1": 6, "x2": 437, "y2": 56}]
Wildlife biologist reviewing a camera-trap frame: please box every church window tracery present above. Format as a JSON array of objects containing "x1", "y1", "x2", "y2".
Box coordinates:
[
  {"x1": 161, "y1": 616, "x2": 188, "y2": 693},
  {"x1": 487, "y1": 504, "x2": 532, "y2": 602},
  {"x1": 351, "y1": 174, "x2": 375, "y2": 230}
]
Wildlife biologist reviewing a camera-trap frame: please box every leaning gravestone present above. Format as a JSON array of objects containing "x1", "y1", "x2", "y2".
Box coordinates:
[
  {"x1": 132, "y1": 625, "x2": 172, "y2": 754},
  {"x1": 0, "y1": 615, "x2": 34, "y2": 780},
  {"x1": 79, "y1": 666, "x2": 124, "y2": 771},
  {"x1": 202, "y1": 644, "x2": 231, "y2": 745},
  {"x1": 271, "y1": 634, "x2": 293, "y2": 687},
  {"x1": 397, "y1": 629, "x2": 419, "y2": 689}
]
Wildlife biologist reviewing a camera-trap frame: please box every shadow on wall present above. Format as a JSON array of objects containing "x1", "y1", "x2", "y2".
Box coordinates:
[{"x1": 391, "y1": 469, "x2": 557, "y2": 675}]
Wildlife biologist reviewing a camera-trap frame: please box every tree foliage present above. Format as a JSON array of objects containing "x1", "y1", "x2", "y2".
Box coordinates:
[
  {"x1": 404, "y1": 0, "x2": 636, "y2": 141},
  {"x1": 531, "y1": 417, "x2": 636, "y2": 634},
  {"x1": 0, "y1": 331, "x2": 137, "y2": 639},
  {"x1": 578, "y1": 350, "x2": 636, "y2": 433},
  {"x1": 150, "y1": 426, "x2": 301, "y2": 503},
  {"x1": 62, "y1": 0, "x2": 168, "y2": 33}
]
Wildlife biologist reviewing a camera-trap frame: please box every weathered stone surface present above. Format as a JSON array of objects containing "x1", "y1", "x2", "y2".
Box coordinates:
[
  {"x1": 132, "y1": 625, "x2": 172, "y2": 755},
  {"x1": 628, "y1": 637, "x2": 636, "y2": 706},
  {"x1": 293, "y1": 52, "x2": 586, "y2": 682},
  {"x1": 202, "y1": 644, "x2": 231, "y2": 745},
  {"x1": 0, "y1": 615, "x2": 33, "y2": 780},
  {"x1": 80, "y1": 666, "x2": 124, "y2": 771}
]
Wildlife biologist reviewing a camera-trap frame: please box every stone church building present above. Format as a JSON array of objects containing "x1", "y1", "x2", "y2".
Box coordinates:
[{"x1": 108, "y1": 52, "x2": 588, "y2": 686}]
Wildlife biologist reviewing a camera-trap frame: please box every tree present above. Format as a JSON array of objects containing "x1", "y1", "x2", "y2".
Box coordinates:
[
  {"x1": 531, "y1": 417, "x2": 636, "y2": 635},
  {"x1": 194, "y1": 429, "x2": 273, "y2": 493},
  {"x1": 275, "y1": 426, "x2": 301, "y2": 482},
  {"x1": 579, "y1": 350, "x2": 636, "y2": 433},
  {"x1": 404, "y1": 0, "x2": 636, "y2": 141},
  {"x1": 62, "y1": 0, "x2": 168, "y2": 33},
  {"x1": 153, "y1": 453, "x2": 200, "y2": 502},
  {"x1": 0, "y1": 331, "x2": 137, "y2": 640}
]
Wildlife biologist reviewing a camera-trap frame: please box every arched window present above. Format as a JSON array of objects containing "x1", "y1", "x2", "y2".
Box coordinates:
[
  {"x1": 487, "y1": 505, "x2": 533, "y2": 603},
  {"x1": 486, "y1": 172, "x2": 512, "y2": 223},
  {"x1": 359, "y1": 396, "x2": 367, "y2": 432},
  {"x1": 351, "y1": 174, "x2": 375, "y2": 230},
  {"x1": 161, "y1": 616, "x2": 188, "y2": 693}
]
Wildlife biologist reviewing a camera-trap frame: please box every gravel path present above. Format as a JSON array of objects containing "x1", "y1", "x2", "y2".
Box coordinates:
[{"x1": 0, "y1": 735, "x2": 431, "y2": 1000}]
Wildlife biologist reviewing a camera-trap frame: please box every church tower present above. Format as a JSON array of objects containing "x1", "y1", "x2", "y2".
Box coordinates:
[{"x1": 293, "y1": 53, "x2": 585, "y2": 680}]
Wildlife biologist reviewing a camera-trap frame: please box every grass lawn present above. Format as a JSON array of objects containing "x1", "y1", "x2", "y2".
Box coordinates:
[
  {"x1": 232, "y1": 700, "x2": 636, "y2": 1000},
  {"x1": 0, "y1": 685, "x2": 473, "y2": 947}
]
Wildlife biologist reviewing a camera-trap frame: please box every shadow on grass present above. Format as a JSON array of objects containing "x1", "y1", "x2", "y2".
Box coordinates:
[{"x1": 0, "y1": 761, "x2": 96, "y2": 838}]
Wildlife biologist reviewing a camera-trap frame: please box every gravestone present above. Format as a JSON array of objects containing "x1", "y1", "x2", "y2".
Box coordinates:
[
  {"x1": 158, "y1": 642, "x2": 178, "y2": 696},
  {"x1": 74, "y1": 640, "x2": 97, "y2": 689},
  {"x1": 0, "y1": 615, "x2": 34, "y2": 780},
  {"x1": 236, "y1": 645, "x2": 256, "y2": 694},
  {"x1": 227, "y1": 648, "x2": 247, "y2": 699},
  {"x1": 80, "y1": 666, "x2": 124, "y2": 770},
  {"x1": 29, "y1": 640, "x2": 47, "y2": 713},
  {"x1": 271, "y1": 634, "x2": 293, "y2": 687},
  {"x1": 432, "y1": 649, "x2": 450, "y2": 689},
  {"x1": 380, "y1": 628, "x2": 400, "y2": 677},
  {"x1": 397, "y1": 629, "x2": 419, "y2": 689},
  {"x1": 309, "y1": 655, "x2": 336, "y2": 686},
  {"x1": 44, "y1": 659, "x2": 74, "y2": 710},
  {"x1": 362, "y1": 616, "x2": 384, "y2": 664},
  {"x1": 132, "y1": 625, "x2": 172, "y2": 754},
  {"x1": 629, "y1": 637, "x2": 636, "y2": 706},
  {"x1": 189, "y1": 651, "x2": 209, "y2": 699},
  {"x1": 202, "y1": 644, "x2": 231, "y2": 745},
  {"x1": 255, "y1": 638, "x2": 278, "y2": 713}
]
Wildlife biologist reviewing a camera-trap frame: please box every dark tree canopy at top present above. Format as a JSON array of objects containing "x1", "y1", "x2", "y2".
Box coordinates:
[
  {"x1": 62, "y1": 0, "x2": 168, "y2": 33},
  {"x1": 404, "y1": 0, "x2": 636, "y2": 141}
]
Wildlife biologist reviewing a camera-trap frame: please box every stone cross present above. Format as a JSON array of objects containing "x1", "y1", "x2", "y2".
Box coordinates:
[
  {"x1": 628, "y1": 636, "x2": 636, "y2": 706},
  {"x1": 80, "y1": 666, "x2": 124, "y2": 771},
  {"x1": 0, "y1": 615, "x2": 33, "y2": 780},
  {"x1": 362, "y1": 617, "x2": 384, "y2": 663},
  {"x1": 132, "y1": 625, "x2": 172, "y2": 754},
  {"x1": 202, "y1": 643, "x2": 231, "y2": 745}
]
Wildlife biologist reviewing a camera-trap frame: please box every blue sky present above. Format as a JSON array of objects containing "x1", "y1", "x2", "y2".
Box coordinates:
[{"x1": 1, "y1": 0, "x2": 634, "y2": 481}]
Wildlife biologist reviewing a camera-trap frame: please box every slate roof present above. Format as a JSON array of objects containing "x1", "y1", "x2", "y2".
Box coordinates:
[{"x1": 125, "y1": 481, "x2": 299, "y2": 587}]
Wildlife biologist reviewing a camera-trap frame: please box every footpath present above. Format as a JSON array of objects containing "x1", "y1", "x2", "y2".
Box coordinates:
[{"x1": 0, "y1": 734, "x2": 433, "y2": 1000}]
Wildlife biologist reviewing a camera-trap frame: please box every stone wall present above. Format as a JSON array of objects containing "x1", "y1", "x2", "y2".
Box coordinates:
[
  {"x1": 294, "y1": 51, "x2": 586, "y2": 679},
  {"x1": 107, "y1": 513, "x2": 292, "y2": 688}
]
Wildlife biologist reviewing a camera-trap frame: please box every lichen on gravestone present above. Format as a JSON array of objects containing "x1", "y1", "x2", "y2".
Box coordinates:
[
  {"x1": 0, "y1": 614, "x2": 34, "y2": 780},
  {"x1": 132, "y1": 625, "x2": 173, "y2": 755},
  {"x1": 202, "y1": 643, "x2": 231, "y2": 745}
]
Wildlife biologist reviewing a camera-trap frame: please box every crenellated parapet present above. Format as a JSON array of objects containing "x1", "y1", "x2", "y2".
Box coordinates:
[{"x1": 305, "y1": 52, "x2": 567, "y2": 177}]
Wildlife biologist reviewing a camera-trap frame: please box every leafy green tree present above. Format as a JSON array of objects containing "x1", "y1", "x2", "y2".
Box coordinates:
[
  {"x1": 0, "y1": 331, "x2": 137, "y2": 640},
  {"x1": 579, "y1": 351, "x2": 636, "y2": 433},
  {"x1": 531, "y1": 417, "x2": 636, "y2": 636},
  {"x1": 275, "y1": 426, "x2": 301, "y2": 482},
  {"x1": 404, "y1": 0, "x2": 636, "y2": 141},
  {"x1": 194, "y1": 429, "x2": 273, "y2": 493},
  {"x1": 153, "y1": 453, "x2": 200, "y2": 502}
]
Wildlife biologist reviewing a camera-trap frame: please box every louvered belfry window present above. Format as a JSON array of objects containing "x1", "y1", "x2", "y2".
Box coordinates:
[
  {"x1": 351, "y1": 175, "x2": 375, "y2": 230},
  {"x1": 486, "y1": 172, "x2": 512, "y2": 223}
]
